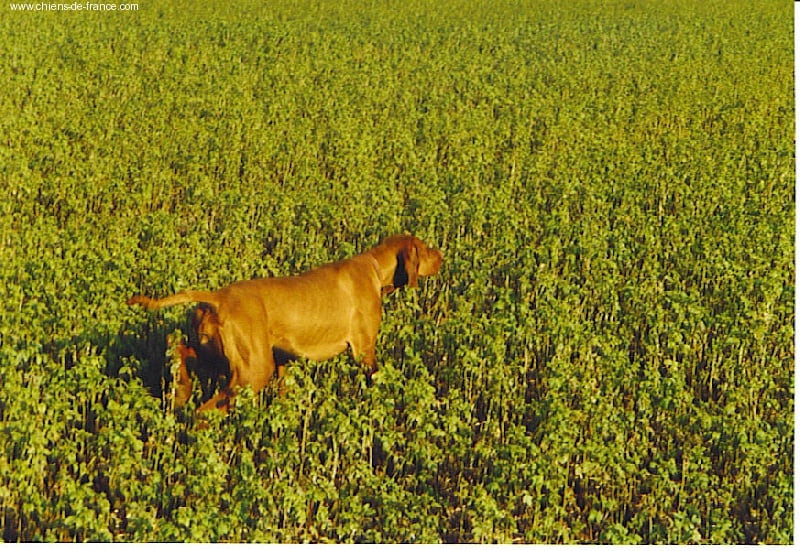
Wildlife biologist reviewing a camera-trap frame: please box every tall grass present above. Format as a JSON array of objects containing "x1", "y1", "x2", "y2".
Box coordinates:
[{"x1": 0, "y1": 0, "x2": 792, "y2": 542}]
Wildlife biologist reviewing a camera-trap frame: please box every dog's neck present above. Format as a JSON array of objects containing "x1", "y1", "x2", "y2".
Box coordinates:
[{"x1": 365, "y1": 249, "x2": 399, "y2": 295}]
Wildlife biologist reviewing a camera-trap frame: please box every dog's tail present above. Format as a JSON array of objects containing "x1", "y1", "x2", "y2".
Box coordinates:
[{"x1": 127, "y1": 291, "x2": 220, "y2": 311}]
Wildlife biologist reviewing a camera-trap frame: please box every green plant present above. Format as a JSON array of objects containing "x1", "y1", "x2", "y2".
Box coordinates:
[{"x1": 0, "y1": 0, "x2": 792, "y2": 543}]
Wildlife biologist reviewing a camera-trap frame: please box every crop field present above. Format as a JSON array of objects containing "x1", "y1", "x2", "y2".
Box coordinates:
[{"x1": 0, "y1": 0, "x2": 793, "y2": 543}]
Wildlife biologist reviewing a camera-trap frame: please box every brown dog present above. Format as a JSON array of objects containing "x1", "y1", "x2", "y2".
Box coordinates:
[
  {"x1": 128, "y1": 234, "x2": 443, "y2": 414},
  {"x1": 169, "y1": 304, "x2": 231, "y2": 409}
]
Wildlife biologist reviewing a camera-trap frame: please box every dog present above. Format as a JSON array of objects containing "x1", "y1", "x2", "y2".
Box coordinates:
[
  {"x1": 168, "y1": 304, "x2": 231, "y2": 409},
  {"x1": 129, "y1": 234, "x2": 443, "y2": 414}
]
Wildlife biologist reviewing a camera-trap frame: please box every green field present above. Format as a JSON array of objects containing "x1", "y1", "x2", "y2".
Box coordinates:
[{"x1": 0, "y1": 0, "x2": 793, "y2": 543}]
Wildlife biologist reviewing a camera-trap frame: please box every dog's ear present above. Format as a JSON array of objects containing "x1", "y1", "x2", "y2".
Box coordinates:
[{"x1": 394, "y1": 239, "x2": 420, "y2": 289}]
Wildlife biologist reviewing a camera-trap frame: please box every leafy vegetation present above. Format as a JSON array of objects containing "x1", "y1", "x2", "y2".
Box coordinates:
[{"x1": 0, "y1": 0, "x2": 793, "y2": 543}]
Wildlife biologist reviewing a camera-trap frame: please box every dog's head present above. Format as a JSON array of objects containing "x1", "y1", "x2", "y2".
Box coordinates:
[
  {"x1": 189, "y1": 303, "x2": 224, "y2": 355},
  {"x1": 392, "y1": 235, "x2": 443, "y2": 289},
  {"x1": 184, "y1": 303, "x2": 230, "y2": 402}
]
